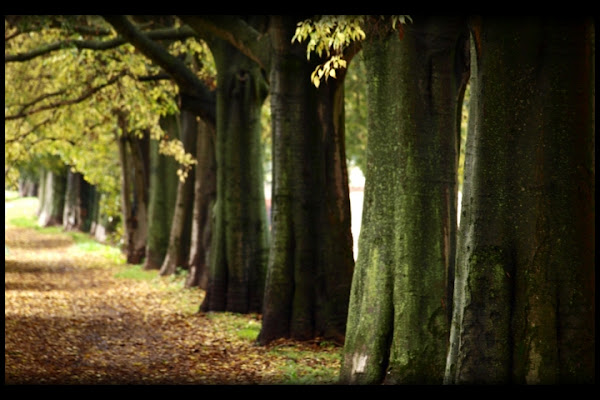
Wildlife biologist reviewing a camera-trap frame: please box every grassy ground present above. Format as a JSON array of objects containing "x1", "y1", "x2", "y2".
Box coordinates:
[{"x1": 5, "y1": 192, "x2": 342, "y2": 385}]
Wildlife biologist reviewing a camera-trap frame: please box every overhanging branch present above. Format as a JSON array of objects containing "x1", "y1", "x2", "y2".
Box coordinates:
[
  {"x1": 5, "y1": 26, "x2": 197, "y2": 63},
  {"x1": 5, "y1": 71, "x2": 128, "y2": 121}
]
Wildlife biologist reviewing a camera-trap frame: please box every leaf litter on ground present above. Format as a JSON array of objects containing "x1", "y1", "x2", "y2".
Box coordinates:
[{"x1": 5, "y1": 194, "x2": 341, "y2": 385}]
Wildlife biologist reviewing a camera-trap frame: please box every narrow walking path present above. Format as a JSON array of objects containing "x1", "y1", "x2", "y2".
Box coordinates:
[{"x1": 5, "y1": 197, "x2": 340, "y2": 385}]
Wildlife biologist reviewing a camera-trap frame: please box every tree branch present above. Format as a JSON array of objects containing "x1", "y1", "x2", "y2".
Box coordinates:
[
  {"x1": 4, "y1": 114, "x2": 57, "y2": 145},
  {"x1": 178, "y1": 15, "x2": 271, "y2": 72},
  {"x1": 5, "y1": 26, "x2": 197, "y2": 63},
  {"x1": 103, "y1": 15, "x2": 216, "y2": 124},
  {"x1": 5, "y1": 71, "x2": 127, "y2": 121}
]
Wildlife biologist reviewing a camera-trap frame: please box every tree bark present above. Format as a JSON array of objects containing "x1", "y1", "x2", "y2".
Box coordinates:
[
  {"x1": 159, "y1": 110, "x2": 197, "y2": 276},
  {"x1": 116, "y1": 115, "x2": 149, "y2": 265},
  {"x1": 339, "y1": 16, "x2": 469, "y2": 384},
  {"x1": 37, "y1": 163, "x2": 67, "y2": 227},
  {"x1": 144, "y1": 115, "x2": 179, "y2": 270},
  {"x1": 199, "y1": 36, "x2": 269, "y2": 313},
  {"x1": 445, "y1": 16, "x2": 595, "y2": 384},
  {"x1": 62, "y1": 169, "x2": 95, "y2": 232},
  {"x1": 186, "y1": 117, "x2": 216, "y2": 289},
  {"x1": 258, "y1": 16, "x2": 355, "y2": 344}
]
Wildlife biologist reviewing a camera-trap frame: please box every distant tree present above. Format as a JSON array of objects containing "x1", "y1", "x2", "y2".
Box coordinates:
[
  {"x1": 159, "y1": 109, "x2": 197, "y2": 276},
  {"x1": 185, "y1": 116, "x2": 216, "y2": 289},
  {"x1": 62, "y1": 169, "x2": 96, "y2": 232},
  {"x1": 106, "y1": 15, "x2": 270, "y2": 309},
  {"x1": 5, "y1": 15, "x2": 184, "y2": 251},
  {"x1": 115, "y1": 117, "x2": 150, "y2": 264},
  {"x1": 37, "y1": 159, "x2": 67, "y2": 227},
  {"x1": 445, "y1": 16, "x2": 595, "y2": 384},
  {"x1": 343, "y1": 55, "x2": 368, "y2": 174},
  {"x1": 144, "y1": 114, "x2": 179, "y2": 270}
]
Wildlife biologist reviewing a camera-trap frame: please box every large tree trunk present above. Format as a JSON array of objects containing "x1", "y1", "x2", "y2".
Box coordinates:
[
  {"x1": 186, "y1": 117, "x2": 216, "y2": 289},
  {"x1": 200, "y1": 35, "x2": 269, "y2": 313},
  {"x1": 144, "y1": 115, "x2": 179, "y2": 270},
  {"x1": 445, "y1": 16, "x2": 595, "y2": 384},
  {"x1": 339, "y1": 16, "x2": 469, "y2": 384},
  {"x1": 257, "y1": 16, "x2": 355, "y2": 344},
  {"x1": 159, "y1": 110, "x2": 197, "y2": 276}
]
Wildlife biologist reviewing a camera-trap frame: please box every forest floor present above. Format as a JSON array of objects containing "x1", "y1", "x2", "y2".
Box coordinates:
[{"x1": 5, "y1": 194, "x2": 341, "y2": 386}]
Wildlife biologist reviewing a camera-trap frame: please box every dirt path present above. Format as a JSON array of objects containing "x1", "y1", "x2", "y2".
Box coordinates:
[{"x1": 5, "y1": 212, "x2": 340, "y2": 385}]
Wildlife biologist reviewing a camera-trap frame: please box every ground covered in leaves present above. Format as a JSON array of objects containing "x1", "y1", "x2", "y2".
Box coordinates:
[{"x1": 5, "y1": 195, "x2": 342, "y2": 385}]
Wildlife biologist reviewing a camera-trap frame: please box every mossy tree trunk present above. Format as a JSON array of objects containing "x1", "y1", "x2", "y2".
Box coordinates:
[
  {"x1": 159, "y1": 110, "x2": 197, "y2": 276},
  {"x1": 199, "y1": 36, "x2": 270, "y2": 313},
  {"x1": 340, "y1": 16, "x2": 469, "y2": 384},
  {"x1": 144, "y1": 115, "x2": 179, "y2": 270},
  {"x1": 445, "y1": 16, "x2": 595, "y2": 384},
  {"x1": 257, "y1": 16, "x2": 355, "y2": 344},
  {"x1": 186, "y1": 117, "x2": 216, "y2": 289}
]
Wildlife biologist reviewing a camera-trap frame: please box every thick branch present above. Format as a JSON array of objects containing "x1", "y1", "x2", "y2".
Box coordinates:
[
  {"x1": 178, "y1": 15, "x2": 271, "y2": 72},
  {"x1": 103, "y1": 15, "x2": 216, "y2": 124},
  {"x1": 5, "y1": 26, "x2": 197, "y2": 63}
]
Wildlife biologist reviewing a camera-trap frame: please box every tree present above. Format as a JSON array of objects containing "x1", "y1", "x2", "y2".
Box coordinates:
[
  {"x1": 185, "y1": 116, "x2": 216, "y2": 288},
  {"x1": 106, "y1": 15, "x2": 270, "y2": 310},
  {"x1": 62, "y1": 169, "x2": 96, "y2": 232},
  {"x1": 338, "y1": 16, "x2": 469, "y2": 384},
  {"x1": 5, "y1": 15, "x2": 184, "y2": 253},
  {"x1": 159, "y1": 109, "x2": 197, "y2": 276},
  {"x1": 198, "y1": 34, "x2": 270, "y2": 312},
  {"x1": 257, "y1": 15, "x2": 355, "y2": 343},
  {"x1": 36, "y1": 158, "x2": 67, "y2": 227},
  {"x1": 445, "y1": 16, "x2": 595, "y2": 384},
  {"x1": 144, "y1": 114, "x2": 179, "y2": 270},
  {"x1": 183, "y1": 15, "x2": 356, "y2": 340},
  {"x1": 116, "y1": 117, "x2": 150, "y2": 264}
]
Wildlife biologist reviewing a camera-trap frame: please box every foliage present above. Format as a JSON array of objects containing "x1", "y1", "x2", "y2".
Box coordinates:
[
  {"x1": 344, "y1": 55, "x2": 368, "y2": 173},
  {"x1": 4, "y1": 16, "x2": 205, "y2": 219},
  {"x1": 293, "y1": 15, "x2": 412, "y2": 87}
]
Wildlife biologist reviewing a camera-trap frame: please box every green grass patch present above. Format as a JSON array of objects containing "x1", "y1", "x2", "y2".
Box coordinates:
[
  {"x1": 67, "y1": 231, "x2": 125, "y2": 264},
  {"x1": 114, "y1": 264, "x2": 158, "y2": 281},
  {"x1": 7, "y1": 216, "x2": 38, "y2": 229},
  {"x1": 269, "y1": 345, "x2": 341, "y2": 384},
  {"x1": 5, "y1": 193, "x2": 39, "y2": 227},
  {"x1": 205, "y1": 312, "x2": 262, "y2": 343}
]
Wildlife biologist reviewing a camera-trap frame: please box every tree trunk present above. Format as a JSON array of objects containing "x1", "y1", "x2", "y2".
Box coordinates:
[
  {"x1": 63, "y1": 168, "x2": 80, "y2": 230},
  {"x1": 160, "y1": 110, "x2": 197, "y2": 276},
  {"x1": 144, "y1": 115, "x2": 179, "y2": 270},
  {"x1": 186, "y1": 117, "x2": 216, "y2": 289},
  {"x1": 258, "y1": 16, "x2": 355, "y2": 344},
  {"x1": 89, "y1": 191, "x2": 119, "y2": 243},
  {"x1": 37, "y1": 164, "x2": 67, "y2": 227},
  {"x1": 200, "y1": 36, "x2": 269, "y2": 313},
  {"x1": 116, "y1": 116, "x2": 150, "y2": 265},
  {"x1": 445, "y1": 16, "x2": 595, "y2": 384},
  {"x1": 339, "y1": 16, "x2": 469, "y2": 384},
  {"x1": 62, "y1": 170, "x2": 94, "y2": 232}
]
